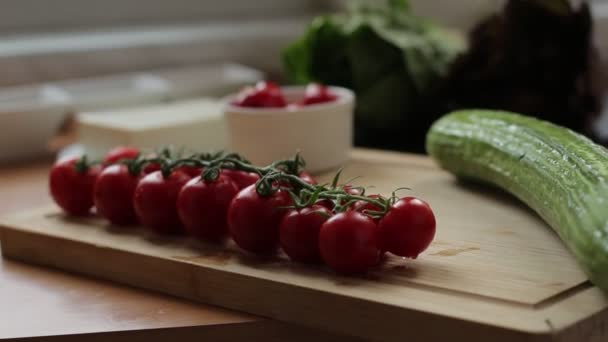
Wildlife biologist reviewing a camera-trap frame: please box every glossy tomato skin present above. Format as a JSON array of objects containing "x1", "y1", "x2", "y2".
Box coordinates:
[
  {"x1": 133, "y1": 170, "x2": 190, "y2": 234},
  {"x1": 177, "y1": 175, "x2": 239, "y2": 241},
  {"x1": 141, "y1": 162, "x2": 161, "y2": 175},
  {"x1": 353, "y1": 194, "x2": 383, "y2": 216},
  {"x1": 94, "y1": 164, "x2": 140, "y2": 225},
  {"x1": 298, "y1": 171, "x2": 317, "y2": 185},
  {"x1": 279, "y1": 205, "x2": 331, "y2": 263},
  {"x1": 353, "y1": 194, "x2": 387, "y2": 256},
  {"x1": 221, "y1": 169, "x2": 259, "y2": 190},
  {"x1": 319, "y1": 211, "x2": 380, "y2": 274},
  {"x1": 315, "y1": 184, "x2": 358, "y2": 210},
  {"x1": 227, "y1": 184, "x2": 291, "y2": 254},
  {"x1": 233, "y1": 81, "x2": 286, "y2": 108},
  {"x1": 300, "y1": 83, "x2": 337, "y2": 105},
  {"x1": 278, "y1": 171, "x2": 317, "y2": 189},
  {"x1": 175, "y1": 165, "x2": 202, "y2": 178},
  {"x1": 343, "y1": 184, "x2": 363, "y2": 196},
  {"x1": 49, "y1": 157, "x2": 101, "y2": 216},
  {"x1": 103, "y1": 146, "x2": 140, "y2": 165},
  {"x1": 316, "y1": 199, "x2": 334, "y2": 210},
  {"x1": 378, "y1": 197, "x2": 436, "y2": 258}
]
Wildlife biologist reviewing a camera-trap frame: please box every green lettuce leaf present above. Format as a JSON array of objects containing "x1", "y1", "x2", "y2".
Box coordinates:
[{"x1": 282, "y1": 0, "x2": 466, "y2": 150}]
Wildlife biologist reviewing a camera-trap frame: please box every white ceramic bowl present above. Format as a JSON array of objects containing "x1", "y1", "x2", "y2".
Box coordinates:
[{"x1": 224, "y1": 86, "x2": 354, "y2": 173}]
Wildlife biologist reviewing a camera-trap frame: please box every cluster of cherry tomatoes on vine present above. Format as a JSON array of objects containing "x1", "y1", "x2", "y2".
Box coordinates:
[{"x1": 49, "y1": 146, "x2": 436, "y2": 274}]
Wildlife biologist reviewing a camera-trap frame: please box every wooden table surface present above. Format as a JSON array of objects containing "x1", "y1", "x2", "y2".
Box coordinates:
[{"x1": 0, "y1": 159, "x2": 322, "y2": 341}]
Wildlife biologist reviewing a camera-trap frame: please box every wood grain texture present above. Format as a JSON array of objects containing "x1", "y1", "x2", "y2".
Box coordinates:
[
  {"x1": 0, "y1": 159, "x2": 52, "y2": 214},
  {"x1": 1, "y1": 149, "x2": 607, "y2": 341},
  {"x1": 1, "y1": 320, "x2": 359, "y2": 342},
  {"x1": 0, "y1": 255, "x2": 253, "y2": 339}
]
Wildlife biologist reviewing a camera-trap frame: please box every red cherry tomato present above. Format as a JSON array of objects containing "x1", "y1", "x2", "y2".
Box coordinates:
[
  {"x1": 298, "y1": 171, "x2": 317, "y2": 185},
  {"x1": 277, "y1": 171, "x2": 317, "y2": 188},
  {"x1": 279, "y1": 205, "x2": 331, "y2": 263},
  {"x1": 316, "y1": 199, "x2": 335, "y2": 210},
  {"x1": 142, "y1": 162, "x2": 161, "y2": 175},
  {"x1": 233, "y1": 81, "x2": 287, "y2": 108},
  {"x1": 319, "y1": 211, "x2": 380, "y2": 274},
  {"x1": 177, "y1": 175, "x2": 239, "y2": 241},
  {"x1": 94, "y1": 164, "x2": 140, "y2": 225},
  {"x1": 336, "y1": 184, "x2": 363, "y2": 207},
  {"x1": 256, "y1": 80, "x2": 281, "y2": 92},
  {"x1": 221, "y1": 169, "x2": 259, "y2": 190},
  {"x1": 352, "y1": 194, "x2": 387, "y2": 255},
  {"x1": 353, "y1": 194, "x2": 383, "y2": 215},
  {"x1": 103, "y1": 146, "x2": 140, "y2": 165},
  {"x1": 378, "y1": 197, "x2": 436, "y2": 258},
  {"x1": 49, "y1": 157, "x2": 100, "y2": 216},
  {"x1": 227, "y1": 184, "x2": 291, "y2": 254},
  {"x1": 174, "y1": 165, "x2": 202, "y2": 178},
  {"x1": 133, "y1": 170, "x2": 190, "y2": 234},
  {"x1": 343, "y1": 184, "x2": 362, "y2": 196},
  {"x1": 316, "y1": 184, "x2": 363, "y2": 210},
  {"x1": 300, "y1": 83, "x2": 337, "y2": 105}
]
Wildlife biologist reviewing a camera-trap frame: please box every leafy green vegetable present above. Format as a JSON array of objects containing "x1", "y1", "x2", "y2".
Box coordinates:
[{"x1": 283, "y1": 0, "x2": 465, "y2": 151}]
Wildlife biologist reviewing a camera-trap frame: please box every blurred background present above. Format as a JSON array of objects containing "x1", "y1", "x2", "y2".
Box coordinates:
[
  {"x1": 0, "y1": 0, "x2": 501, "y2": 85},
  {"x1": 1, "y1": 0, "x2": 608, "y2": 162}
]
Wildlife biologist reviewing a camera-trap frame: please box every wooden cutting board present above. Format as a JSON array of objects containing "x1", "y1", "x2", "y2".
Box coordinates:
[{"x1": 1, "y1": 149, "x2": 606, "y2": 341}]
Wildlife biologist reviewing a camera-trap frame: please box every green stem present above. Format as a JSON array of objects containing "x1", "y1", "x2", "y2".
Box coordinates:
[{"x1": 103, "y1": 150, "x2": 396, "y2": 216}]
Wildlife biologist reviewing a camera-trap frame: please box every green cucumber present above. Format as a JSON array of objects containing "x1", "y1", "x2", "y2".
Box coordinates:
[{"x1": 426, "y1": 110, "x2": 608, "y2": 292}]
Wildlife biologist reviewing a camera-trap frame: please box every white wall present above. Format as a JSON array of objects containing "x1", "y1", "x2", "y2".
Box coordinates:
[
  {"x1": 0, "y1": 0, "x2": 328, "y2": 34},
  {"x1": 330, "y1": 0, "x2": 503, "y2": 30}
]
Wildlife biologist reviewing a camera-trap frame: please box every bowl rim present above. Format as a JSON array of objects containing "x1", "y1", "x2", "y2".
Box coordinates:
[{"x1": 222, "y1": 85, "x2": 354, "y2": 115}]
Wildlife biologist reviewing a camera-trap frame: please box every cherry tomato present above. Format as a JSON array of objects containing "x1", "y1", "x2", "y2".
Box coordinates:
[
  {"x1": 94, "y1": 164, "x2": 140, "y2": 225},
  {"x1": 343, "y1": 184, "x2": 363, "y2": 196},
  {"x1": 142, "y1": 162, "x2": 161, "y2": 175},
  {"x1": 103, "y1": 146, "x2": 140, "y2": 165},
  {"x1": 316, "y1": 184, "x2": 362, "y2": 210},
  {"x1": 133, "y1": 170, "x2": 190, "y2": 234},
  {"x1": 378, "y1": 197, "x2": 436, "y2": 258},
  {"x1": 300, "y1": 83, "x2": 337, "y2": 105},
  {"x1": 49, "y1": 157, "x2": 100, "y2": 216},
  {"x1": 277, "y1": 171, "x2": 317, "y2": 188},
  {"x1": 298, "y1": 171, "x2": 317, "y2": 185},
  {"x1": 175, "y1": 165, "x2": 202, "y2": 178},
  {"x1": 222, "y1": 169, "x2": 260, "y2": 190},
  {"x1": 233, "y1": 81, "x2": 287, "y2": 108},
  {"x1": 279, "y1": 205, "x2": 331, "y2": 263},
  {"x1": 319, "y1": 211, "x2": 380, "y2": 274},
  {"x1": 227, "y1": 184, "x2": 291, "y2": 254},
  {"x1": 352, "y1": 194, "x2": 387, "y2": 255},
  {"x1": 316, "y1": 199, "x2": 335, "y2": 210},
  {"x1": 177, "y1": 175, "x2": 239, "y2": 241},
  {"x1": 353, "y1": 194, "x2": 383, "y2": 216},
  {"x1": 337, "y1": 184, "x2": 363, "y2": 207}
]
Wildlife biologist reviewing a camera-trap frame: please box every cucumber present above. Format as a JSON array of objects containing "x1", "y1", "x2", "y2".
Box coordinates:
[{"x1": 426, "y1": 110, "x2": 608, "y2": 292}]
